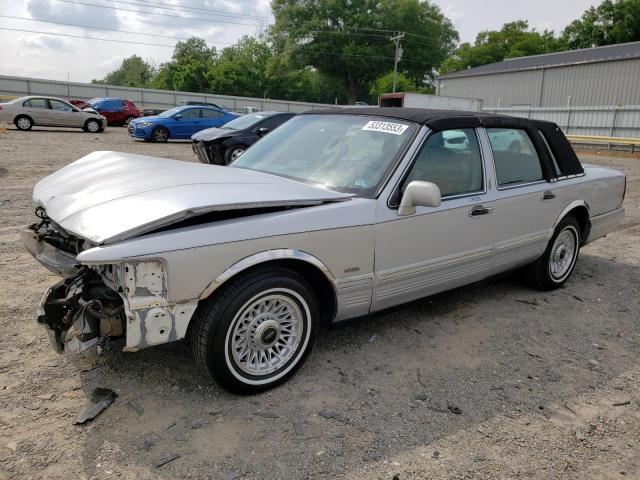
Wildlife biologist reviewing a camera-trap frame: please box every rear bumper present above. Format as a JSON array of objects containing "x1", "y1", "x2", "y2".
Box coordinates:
[{"x1": 586, "y1": 207, "x2": 625, "y2": 243}]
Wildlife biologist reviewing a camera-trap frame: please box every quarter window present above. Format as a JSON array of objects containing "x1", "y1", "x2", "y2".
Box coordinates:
[
  {"x1": 23, "y1": 98, "x2": 49, "y2": 109},
  {"x1": 403, "y1": 128, "x2": 483, "y2": 198},
  {"x1": 488, "y1": 128, "x2": 543, "y2": 187}
]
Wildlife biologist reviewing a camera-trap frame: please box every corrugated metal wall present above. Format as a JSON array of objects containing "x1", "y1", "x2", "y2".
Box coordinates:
[
  {"x1": 0, "y1": 75, "x2": 332, "y2": 113},
  {"x1": 437, "y1": 58, "x2": 640, "y2": 108},
  {"x1": 483, "y1": 105, "x2": 640, "y2": 138}
]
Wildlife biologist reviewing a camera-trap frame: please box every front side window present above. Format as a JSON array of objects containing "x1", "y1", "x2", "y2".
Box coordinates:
[
  {"x1": 488, "y1": 128, "x2": 543, "y2": 187},
  {"x1": 180, "y1": 108, "x2": 201, "y2": 119},
  {"x1": 232, "y1": 114, "x2": 417, "y2": 196},
  {"x1": 50, "y1": 100, "x2": 73, "y2": 112},
  {"x1": 403, "y1": 128, "x2": 483, "y2": 198},
  {"x1": 23, "y1": 98, "x2": 49, "y2": 109}
]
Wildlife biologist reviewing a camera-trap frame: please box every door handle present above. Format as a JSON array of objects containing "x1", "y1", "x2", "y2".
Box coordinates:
[
  {"x1": 542, "y1": 191, "x2": 556, "y2": 200},
  {"x1": 469, "y1": 205, "x2": 494, "y2": 217}
]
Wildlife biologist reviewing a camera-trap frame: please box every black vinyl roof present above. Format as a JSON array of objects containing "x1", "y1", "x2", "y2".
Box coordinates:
[
  {"x1": 439, "y1": 40, "x2": 640, "y2": 79},
  {"x1": 307, "y1": 106, "x2": 524, "y2": 126}
]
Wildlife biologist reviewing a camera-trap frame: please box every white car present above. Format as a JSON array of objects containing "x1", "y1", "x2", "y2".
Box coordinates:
[
  {"x1": 0, "y1": 96, "x2": 106, "y2": 132},
  {"x1": 23, "y1": 108, "x2": 626, "y2": 393}
]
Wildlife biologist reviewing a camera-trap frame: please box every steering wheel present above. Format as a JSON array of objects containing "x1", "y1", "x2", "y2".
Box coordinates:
[{"x1": 332, "y1": 159, "x2": 380, "y2": 188}]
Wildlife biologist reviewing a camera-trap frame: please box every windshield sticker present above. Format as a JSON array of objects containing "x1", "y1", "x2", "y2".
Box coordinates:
[
  {"x1": 354, "y1": 179, "x2": 368, "y2": 188},
  {"x1": 362, "y1": 120, "x2": 408, "y2": 135}
]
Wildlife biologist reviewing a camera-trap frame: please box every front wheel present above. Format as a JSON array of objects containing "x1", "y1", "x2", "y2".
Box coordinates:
[
  {"x1": 83, "y1": 119, "x2": 101, "y2": 133},
  {"x1": 189, "y1": 267, "x2": 318, "y2": 394},
  {"x1": 151, "y1": 126, "x2": 169, "y2": 143},
  {"x1": 525, "y1": 216, "x2": 581, "y2": 290},
  {"x1": 224, "y1": 145, "x2": 246, "y2": 164}
]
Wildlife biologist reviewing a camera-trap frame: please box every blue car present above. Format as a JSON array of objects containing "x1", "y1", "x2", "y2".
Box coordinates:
[{"x1": 128, "y1": 105, "x2": 238, "y2": 143}]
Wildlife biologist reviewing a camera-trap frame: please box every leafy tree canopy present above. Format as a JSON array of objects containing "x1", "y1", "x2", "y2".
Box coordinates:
[
  {"x1": 92, "y1": 55, "x2": 155, "y2": 87},
  {"x1": 562, "y1": 0, "x2": 640, "y2": 49},
  {"x1": 440, "y1": 21, "x2": 563, "y2": 75},
  {"x1": 269, "y1": 0, "x2": 458, "y2": 103}
]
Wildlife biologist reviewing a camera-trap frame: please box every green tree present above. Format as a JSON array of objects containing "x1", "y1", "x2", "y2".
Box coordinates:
[
  {"x1": 92, "y1": 55, "x2": 155, "y2": 87},
  {"x1": 269, "y1": 0, "x2": 458, "y2": 104},
  {"x1": 562, "y1": 0, "x2": 640, "y2": 49},
  {"x1": 369, "y1": 71, "x2": 416, "y2": 98},
  {"x1": 440, "y1": 21, "x2": 563, "y2": 75},
  {"x1": 207, "y1": 36, "x2": 271, "y2": 97},
  {"x1": 151, "y1": 38, "x2": 216, "y2": 92}
]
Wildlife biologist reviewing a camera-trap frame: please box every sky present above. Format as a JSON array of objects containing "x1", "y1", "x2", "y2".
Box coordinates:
[{"x1": 0, "y1": 0, "x2": 598, "y2": 83}]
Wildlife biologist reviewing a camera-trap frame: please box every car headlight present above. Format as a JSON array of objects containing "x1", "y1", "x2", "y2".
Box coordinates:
[{"x1": 136, "y1": 122, "x2": 153, "y2": 128}]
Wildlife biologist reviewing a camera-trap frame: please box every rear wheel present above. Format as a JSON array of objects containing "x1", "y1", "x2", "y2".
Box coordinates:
[
  {"x1": 525, "y1": 216, "x2": 581, "y2": 290},
  {"x1": 224, "y1": 144, "x2": 246, "y2": 164},
  {"x1": 15, "y1": 115, "x2": 33, "y2": 131},
  {"x1": 189, "y1": 266, "x2": 318, "y2": 394},
  {"x1": 151, "y1": 126, "x2": 169, "y2": 143},
  {"x1": 83, "y1": 119, "x2": 101, "y2": 133}
]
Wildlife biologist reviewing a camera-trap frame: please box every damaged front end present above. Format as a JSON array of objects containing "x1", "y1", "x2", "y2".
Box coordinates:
[
  {"x1": 24, "y1": 209, "x2": 198, "y2": 355},
  {"x1": 38, "y1": 269, "x2": 124, "y2": 354}
]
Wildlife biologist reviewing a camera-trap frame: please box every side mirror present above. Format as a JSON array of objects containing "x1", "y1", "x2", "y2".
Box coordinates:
[
  {"x1": 256, "y1": 127, "x2": 270, "y2": 137},
  {"x1": 174, "y1": 114, "x2": 182, "y2": 120},
  {"x1": 398, "y1": 181, "x2": 441, "y2": 216}
]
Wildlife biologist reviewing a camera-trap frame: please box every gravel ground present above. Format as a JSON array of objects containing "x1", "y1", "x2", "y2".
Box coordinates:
[{"x1": 0, "y1": 125, "x2": 639, "y2": 480}]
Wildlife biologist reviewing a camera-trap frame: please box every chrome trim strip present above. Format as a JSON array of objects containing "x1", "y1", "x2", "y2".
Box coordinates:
[
  {"x1": 376, "y1": 246, "x2": 492, "y2": 282},
  {"x1": 199, "y1": 249, "x2": 336, "y2": 299}
]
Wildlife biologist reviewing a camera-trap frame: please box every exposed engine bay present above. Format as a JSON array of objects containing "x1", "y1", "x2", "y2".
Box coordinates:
[{"x1": 38, "y1": 269, "x2": 125, "y2": 354}]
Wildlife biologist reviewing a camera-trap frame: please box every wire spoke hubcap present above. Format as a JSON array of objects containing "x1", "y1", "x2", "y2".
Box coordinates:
[
  {"x1": 231, "y1": 293, "x2": 303, "y2": 376},
  {"x1": 550, "y1": 228, "x2": 577, "y2": 279}
]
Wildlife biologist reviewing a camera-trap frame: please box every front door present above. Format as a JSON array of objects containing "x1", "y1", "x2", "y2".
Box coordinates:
[
  {"x1": 373, "y1": 128, "x2": 495, "y2": 311},
  {"x1": 48, "y1": 99, "x2": 81, "y2": 127},
  {"x1": 173, "y1": 108, "x2": 202, "y2": 138}
]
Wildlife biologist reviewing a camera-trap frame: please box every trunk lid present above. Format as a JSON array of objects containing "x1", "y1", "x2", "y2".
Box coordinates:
[{"x1": 33, "y1": 151, "x2": 351, "y2": 244}]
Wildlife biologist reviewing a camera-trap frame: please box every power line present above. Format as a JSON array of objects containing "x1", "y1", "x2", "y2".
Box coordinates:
[
  {"x1": 0, "y1": 26, "x2": 177, "y2": 48},
  {"x1": 0, "y1": 15, "x2": 235, "y2": 44},
  {"x1": 130, "y1": 0, "x2": 272, "y2": 21},
  {"x1": 49, "y1": 0, "x2": 262, "y2": 28}
]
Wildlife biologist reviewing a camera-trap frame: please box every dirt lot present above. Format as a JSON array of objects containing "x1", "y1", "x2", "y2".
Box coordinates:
[{"x1": 0, "y1": 126, "x2": 639, "y2": 480}]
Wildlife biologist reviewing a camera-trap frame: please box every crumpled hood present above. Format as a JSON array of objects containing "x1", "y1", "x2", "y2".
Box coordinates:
[
  {"x1": 33, "y1": 151, "x2": 351, "y2": 245},
  {"x1": 191, "y1": 127, "x2": 231, "y2": 141}
]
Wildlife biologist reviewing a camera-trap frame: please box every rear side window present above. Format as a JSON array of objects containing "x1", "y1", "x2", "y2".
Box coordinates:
[
  {"x1": 403, "y1": 128, "x2": 483, "y2": 198},
  {"x1": 23, "y1": 98, "x2": 49, "y2": 109},
  {"x1": 488, "y1": 128, "x2": 543, "y2": 187}
]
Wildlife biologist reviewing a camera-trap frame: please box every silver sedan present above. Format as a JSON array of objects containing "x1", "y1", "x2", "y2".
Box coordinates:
[{"x1": 0, "y1": 96, "x2": 106, "y2": 132}]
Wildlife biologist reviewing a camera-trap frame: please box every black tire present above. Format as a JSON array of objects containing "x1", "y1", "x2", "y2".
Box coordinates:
[
  {"x1": 151, "y1": 126, "x2": 169, "y2": 143},
  {"x1": 224, "y1": 144, "x2": 246, "y2": 164},
  {"x1": 14, "y1": 115, "x2": 33, "y2": 131},
  {"x1": 189, "y1": 266, "x2": 319, "y2": 394},
  {"x1": 83, "y1": 119, "x2": 102, "y2": 133},
  {"x1": 525, "y1": 216, "x2": 581, "y2": 290}
]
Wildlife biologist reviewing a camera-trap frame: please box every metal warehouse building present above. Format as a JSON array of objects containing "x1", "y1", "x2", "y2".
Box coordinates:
[{"x1": 436, "y1": 41, "x2": 640, "y2": 108}]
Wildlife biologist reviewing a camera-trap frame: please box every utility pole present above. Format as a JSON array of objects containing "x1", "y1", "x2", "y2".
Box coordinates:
[{"x1": 390, "y1": 32, "x2": 404, "y2": 93}]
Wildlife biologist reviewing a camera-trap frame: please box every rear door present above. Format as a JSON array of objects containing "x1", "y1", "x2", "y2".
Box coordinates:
[
  {"x1": 373, "y1": 128, "x2": 495, "y2": 311},
  {"x1": 201, "y1": 108, "x2": 224, "y2": 128},
  {"x1": 48, "y1": 99, "x2": 81, "y2": 127},
  {"x1": 22, "y1": 98, "x2": 52, "y2": 125},
  {"x1": 484, "y1": 127, "x2": 562, "y2": 273}
]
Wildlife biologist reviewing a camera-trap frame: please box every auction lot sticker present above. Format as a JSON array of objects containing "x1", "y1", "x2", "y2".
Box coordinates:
[{"x1": 362, "y1": 120, "x2": 409, "y2": 135}]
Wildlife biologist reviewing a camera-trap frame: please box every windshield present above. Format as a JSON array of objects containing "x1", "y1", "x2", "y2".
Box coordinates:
[
  {"x1": 231, "y1": 114, "x2": 417, "y2": 196},
  {"x1": 222, "y1": 113, "x2": 269, "y2": 130},
  {"x1": 158, "y1": 106, "x2": 184, "y2": 117}
]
